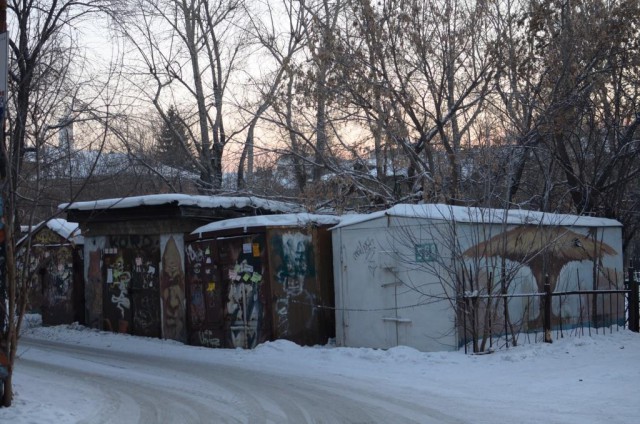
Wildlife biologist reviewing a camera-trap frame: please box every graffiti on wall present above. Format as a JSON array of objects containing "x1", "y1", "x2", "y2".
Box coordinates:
[
  {"x1": 272, "y1": 231, "x2": 318, "y2": 338},
  {"x1": 227, "y1": 258, "x2": 262, "y2": 348},
  {"x1": 131, "y1": 255, "x2": 160, "y2": 336},
  {"x1": 197, "y1": 329, "x2": 221, "y2": 348},
  {"x1": 185, "y1": 240, "x2": 222, "y2": 347},
  {"x1": 86, "y1": 244, "x2": 104, "y2": 329},
  {"x1": 102, "y1": 235, "x2": 161, "y2": 336},
  {"x1": 353, "y1": 237, "x2": 376, "y2": 262},
  {"x1": 41, "y1": 245, "x2": 75, "y2": 325},
  {"x1": 109, "y1": 235, "x2": 157, "y2": 250},
  {"x1": 109, "y1": 255, "x2": 131, "y2": 319},
  {"x1": 462, "y1": 226, "x2": 619, "y2": 329},
  {"x1": 186, "y1": 243, "x2": 210, "y2": 327},
  {"x1": 160, "y1": 236, "x2": 186, "y2": 341},
  {"x1": 218, "y1": 237, "x2": 266, "y2": 349},
  {"x1": 352, "y1": 237, "x2": 378, "y2": 276},
  {"x1": 16, "y1": 228, "x2": 76, "y2": 325}
]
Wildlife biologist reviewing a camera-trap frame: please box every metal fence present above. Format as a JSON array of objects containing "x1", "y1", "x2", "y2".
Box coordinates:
[{"x1": 460, "y1": 268, "x2": 639, "y2": 353}]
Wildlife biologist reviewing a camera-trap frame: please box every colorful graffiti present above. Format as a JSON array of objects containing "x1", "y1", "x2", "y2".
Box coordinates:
[
  {"x1": 185, "y1": 240, "x2": 221, "y2": 347},
  {"x1": 16, "y1": 227, "x2": 77, "y2": 325},
  {"x1": 101, "y1": 235, "x2": 161, "y2": 336},
  {"x1": 226, "y1": 258, "x2": 263, "y2": 348},
  {"x1": 218, "y1": 236, "x2": 266, "y2": 349},
  {"x1": 131, "y1": 256, "x2": 160, "y2": 337},
  {"x1": 160, "y1": 236, "x2": 186, "y2": 341},
  {"x1": 271, "y1": 231, "x2": 318, "y2": 339}
]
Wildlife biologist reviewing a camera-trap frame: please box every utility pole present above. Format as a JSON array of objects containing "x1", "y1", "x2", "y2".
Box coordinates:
[
  {"x1": 0, "y1": 0, "x2": 7, "y2": 315},
  {"x1": 0, "y1": 0, "x2": 8, "y2": 401}
]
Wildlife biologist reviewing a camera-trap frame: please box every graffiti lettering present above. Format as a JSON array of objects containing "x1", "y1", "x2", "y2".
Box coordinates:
[
  {"x1": 198, "y1": 330, "x2": 221, "y2": 348},
  {"x1": 185, "y1": 244, "x2": 204, "y2": 263},
  {"x1": 353, "y1": 238, "x2": 376, "y2": 262},
  {"x1": 109, "y1": 235, "x2": 158, "y2": 250}
]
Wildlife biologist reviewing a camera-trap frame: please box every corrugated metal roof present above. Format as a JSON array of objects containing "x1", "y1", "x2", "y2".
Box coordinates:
[
  {"x1": 59, "y1": 194, "x2": 305, "y2": 214},
  {"x1": 192, "y1": 213, "x2": 341, "y2": 236},
  {"x1": 331, "y1": 204, "x2": 622, "y2": 229}
]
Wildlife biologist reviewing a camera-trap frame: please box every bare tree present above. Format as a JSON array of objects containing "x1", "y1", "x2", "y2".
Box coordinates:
[
  {"x1": 117, "y1": 0, "x2": 250, "y2": 192},
  {"x1": 0, "y1": 0, "x2": 127, "y2": 406},
  {"x1": 235, "y1": 0, "x2": 306, "y2": 189},
  {"x1": 491, "y1": 0, "x2": 640, "y2": 247}
]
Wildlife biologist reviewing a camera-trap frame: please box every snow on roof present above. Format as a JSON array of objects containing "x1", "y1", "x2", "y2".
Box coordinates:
[
  {"x1": 59, "y1": 194, "x2": 305, "y2": 214},
  {"x1": 192, "y1": 213, "x2": 341, "y2": 236},
  {"x1": 18, "y1": 219, "x2": 83, "y2": 246},
  {"x1": 46, "y1": 219, "x2": 82, "y2": 241},
  {"x1": 331, "y1": 204, "x2": 622, "y2": 229}
]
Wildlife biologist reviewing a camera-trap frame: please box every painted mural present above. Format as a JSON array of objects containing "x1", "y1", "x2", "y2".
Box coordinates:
[
  {"x1": 185, "y1": 226, "x2": 334, "y2": 349},
  {"x1": 160, "y1": 235, "x2": 186, "y2": 342},
  {"x1": 461, "y1": 225, "x2": 622, "y2": 332},
  {"x1": 269, "y1": 229, "x2": 326, "y2": 345},
  {"x1": 19, "y1": 228, "x2": 78, "y2": 326}
]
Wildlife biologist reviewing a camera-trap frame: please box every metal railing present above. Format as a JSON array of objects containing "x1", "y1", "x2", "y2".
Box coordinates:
[{"x1": 460, "y1": 268, "x2": 639, "y2": 353}]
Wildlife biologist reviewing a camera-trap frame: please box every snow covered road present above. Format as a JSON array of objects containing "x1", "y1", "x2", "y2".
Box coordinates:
[
  {"x1": 15, "y1": 336, "x2": 460, "y2": 423},
  {"x1": 3, "y1": 323, "x2": 639, "y2": 424}
]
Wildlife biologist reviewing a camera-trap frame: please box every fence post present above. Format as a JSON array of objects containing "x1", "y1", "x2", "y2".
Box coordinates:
[
  {"x1": 628, "y1": 268, "x2": 639, "y2": 333},
  {"x1": 544, "y1": 277, "x2": 552, "y2": 343}
]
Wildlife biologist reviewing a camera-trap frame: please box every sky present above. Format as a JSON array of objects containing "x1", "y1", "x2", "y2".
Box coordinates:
[{"x1": 1, "y1": 315, "x2": 638, "y2": 423}]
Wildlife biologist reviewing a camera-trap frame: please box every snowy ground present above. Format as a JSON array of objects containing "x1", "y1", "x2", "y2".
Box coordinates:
[{"x1": 1, "y1": 317, "x2": 638, "y2": 423}]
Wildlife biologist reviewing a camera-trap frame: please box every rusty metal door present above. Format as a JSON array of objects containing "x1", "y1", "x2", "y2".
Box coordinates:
[
  {"x1": 185, "y1": 239, "x2": 225, "y2": 348},
  {"x1": 40, "y1": 245, "x2": 75, "y2": 326},
  {"x1": 218, "y1": 234, "x2": 269, "y2": 349},
  {"x1": 129, "y1": 252, "x2": 161, "y2": 338},
  {"x1": 102, "y1": 237, "x2": 161, "y2": 336},
  {"x1": 103, "y1": 248, "x2": 133, "y2": 333}
]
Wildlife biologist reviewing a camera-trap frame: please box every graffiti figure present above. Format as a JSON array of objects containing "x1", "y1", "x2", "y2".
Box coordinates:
[
  {"x1": 111, "y1": 281, "x2": 130, "y2": 319},
  {"x1": 274, "y1": 233, "x2": 313, "y2": 335},
  {"x1": 160, "y1": 236, "x2": 186, "y2": 341},
  {"x1": 226, "y1": 278, "x2": 258, "y2": 322},
  {"x1": 277, "y1": 234, "x2": 310, "y2": 296}
]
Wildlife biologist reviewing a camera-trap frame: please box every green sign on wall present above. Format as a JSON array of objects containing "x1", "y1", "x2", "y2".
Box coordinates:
[{"x1": 415, "y1": 243, "x2": 438, "y2": 262}]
